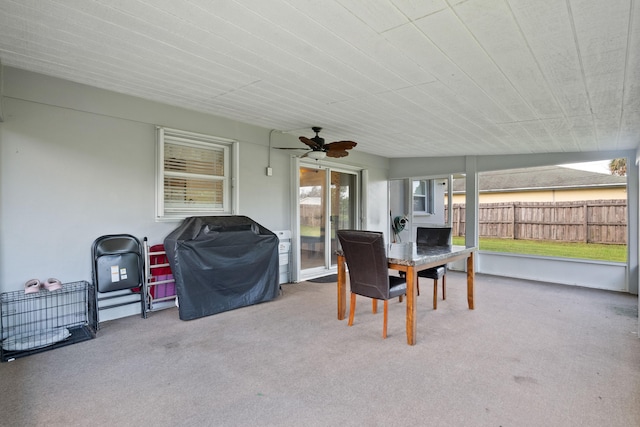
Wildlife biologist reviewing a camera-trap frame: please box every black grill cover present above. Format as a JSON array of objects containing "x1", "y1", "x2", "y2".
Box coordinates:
[{"x1": 164, "y1": 216, "x2": 280, "y2": 320}]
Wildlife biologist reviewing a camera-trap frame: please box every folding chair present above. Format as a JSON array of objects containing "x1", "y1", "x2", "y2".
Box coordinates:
[{"x1": 92, "y1": 234, "x2": 146, "y2": 326}]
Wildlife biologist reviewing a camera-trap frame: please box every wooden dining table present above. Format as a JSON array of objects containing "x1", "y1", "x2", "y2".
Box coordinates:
[{"x1": 336, "y1": 243, "x2": 477, "y2": 345}]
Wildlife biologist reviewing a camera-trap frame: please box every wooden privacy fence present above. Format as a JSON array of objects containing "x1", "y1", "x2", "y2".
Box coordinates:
[{"x1": 447, "y1": 200, "x2": 627, "y2": 244}]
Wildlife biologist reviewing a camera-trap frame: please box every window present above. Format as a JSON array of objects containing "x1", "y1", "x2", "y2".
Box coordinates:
[
  {"x1": 450, "y1": 162, "x2": 627, "y2": 262},
  {"x1": 156, "y1": 127, "x2": 238, "y2": 220},
  {"x1": 412, "y1": 179, "x2": 435, "y2": 214}
]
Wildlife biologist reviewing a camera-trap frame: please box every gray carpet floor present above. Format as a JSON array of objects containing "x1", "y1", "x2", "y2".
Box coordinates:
[{"x1": 1, "y1": 272, "x2": 639, "y2": 427}]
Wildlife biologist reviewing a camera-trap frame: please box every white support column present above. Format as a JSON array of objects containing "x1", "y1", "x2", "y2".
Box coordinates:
[
  {"x1": 361, "y1": 169, "x2": 368, "y2": 230},
  {"x1": 631, "y1": 151, "x2": 640, "y2": 338},
  {"x1": 464, "y1": 156, "x2": 479, "y2": 252},
  {"x1": 0, "y1": 59, "x2": 4, "y2": 122},
  {"x1": 447, "y1": 175, "x2": 454, "y2": 227},
  {"x1": 628, "y1": 156, "x2": 639, "y2": 295}
]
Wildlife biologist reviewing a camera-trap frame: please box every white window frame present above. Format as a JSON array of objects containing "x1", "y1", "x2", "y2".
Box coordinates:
[
  {"x1": 412, "y1": 179, "x2": 435, "y2": 215},
  {"x1": 156, "y1": 126, "x2": 238, "y2": 221}
]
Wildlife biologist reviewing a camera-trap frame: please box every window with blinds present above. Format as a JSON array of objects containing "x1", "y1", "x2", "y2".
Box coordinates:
[{"x1": 156, "y1": 127, "x2": 236, "y2": 219}]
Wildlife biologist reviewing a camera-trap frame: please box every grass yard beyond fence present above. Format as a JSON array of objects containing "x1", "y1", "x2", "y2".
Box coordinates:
[{"x1": 452, "y1": 236, "x2": 627, "y2": 263}]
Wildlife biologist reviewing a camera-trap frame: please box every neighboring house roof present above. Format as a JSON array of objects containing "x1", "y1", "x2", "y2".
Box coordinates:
[
  {"x1": 300, "y1": 196, "x2": 322, "y2": 206},
  {"x1": 453, "y1": 166, "x2": 626, "y2": 194}
]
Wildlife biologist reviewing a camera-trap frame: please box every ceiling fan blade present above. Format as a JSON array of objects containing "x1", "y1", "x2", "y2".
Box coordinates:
[
  {"x1": 274, "y1": 147, "x2": 307, "y2": 150},
  {"x1": 326, "y1": 150, "x2": 350, "y2": 158},
  {"x1": 299, "y1": 136, "x2": 321, "y2": 150},
  {"x1": 324, "y1": 140, "x2": 357, "y2": 151}
]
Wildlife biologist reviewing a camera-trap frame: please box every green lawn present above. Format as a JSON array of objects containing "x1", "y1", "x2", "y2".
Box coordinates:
[
  {"x1": 452, "y1": 236, "x2": 627, "y2": 262},
  {"x1": 300, "y1": 225, "x2": 320, "y2": 236},
  {"x1": 302, "y1": 226, "x2": 626, "y2": 262}
]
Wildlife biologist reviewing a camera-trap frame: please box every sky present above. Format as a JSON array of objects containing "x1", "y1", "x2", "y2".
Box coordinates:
[{"x1": 559, "y1": 160, "x2": 611, "y2": 175}]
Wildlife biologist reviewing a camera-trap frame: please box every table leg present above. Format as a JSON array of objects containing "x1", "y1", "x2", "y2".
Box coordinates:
[
  {"x1": 337, "y1": 254, "x2": 346, "y2": 320},
  {"x1": 467, "y1": 251, "x2": 475, "y2": 310},
  {"x1": 406, "y1": 266, "x2": 417, "y2": 345}
]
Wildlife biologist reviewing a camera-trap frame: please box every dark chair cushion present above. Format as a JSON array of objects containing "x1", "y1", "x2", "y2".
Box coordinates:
[
  {"x1": 418, "y1": 266, "x2": 446, "y2": 280},
  {"x1": 388, "y1": 275, "x2": 407, "y2": 298}
]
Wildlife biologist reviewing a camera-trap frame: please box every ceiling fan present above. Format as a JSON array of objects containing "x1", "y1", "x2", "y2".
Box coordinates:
[{"x1": 277, "y1": 127, "x2": 357, "y2": 159}]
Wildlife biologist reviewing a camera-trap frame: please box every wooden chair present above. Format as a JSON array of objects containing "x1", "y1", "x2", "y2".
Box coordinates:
[
  {"x1": 337, "y1": 230, "x2": 406, "y2": 338},
  {"x1": 416, "y1": 227, "x2": 452, "y2": 310}
]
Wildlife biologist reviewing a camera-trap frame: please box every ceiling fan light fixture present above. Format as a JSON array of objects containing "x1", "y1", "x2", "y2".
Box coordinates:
[{"x1": 307, "y1": 150, "x2": 327, "y2": 160}]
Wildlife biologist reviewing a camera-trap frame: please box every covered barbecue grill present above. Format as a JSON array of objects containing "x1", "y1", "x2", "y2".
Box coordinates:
[{"x1": 164, "y1": 216, "x2": 280, "y2": 320}]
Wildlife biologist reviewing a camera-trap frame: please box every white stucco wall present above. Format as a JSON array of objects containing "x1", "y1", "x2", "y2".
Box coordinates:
[{"x1": 0, "y1": 67, "x2": 390, "y2": 304}]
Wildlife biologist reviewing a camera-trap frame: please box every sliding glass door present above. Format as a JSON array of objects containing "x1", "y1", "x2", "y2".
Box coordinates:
[{"x1": 299, "y1": 164, "x2": 358, "y2": 278}]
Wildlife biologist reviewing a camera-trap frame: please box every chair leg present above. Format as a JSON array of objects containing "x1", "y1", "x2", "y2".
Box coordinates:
[
  {"x1": 348, "y1": 293, "x2": 356, "y2": 326},
  {"x1": 433, "y1": 279, "x2": 438, "y2": 310},
  {"x1": 398, "y1": 295, "x2": 403, "y2": 303},
  {"x1": 372, "y1": 299, "x2": 378, "y2": 314},
  {"x1": 442, "y1": 274, "x2": 447, "y2": 300},
  {"x1": 416, "y1": 275, "x2": 421, "y2": 296},
  {"x1": 382, "y1": 300, "x2": 388, "y2": 338}
]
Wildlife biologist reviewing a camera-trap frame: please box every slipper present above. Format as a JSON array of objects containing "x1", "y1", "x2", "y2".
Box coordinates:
[
  {"x1": 24, "y1": 279, "x2": 42, "y2": 294},
  {"x1": 43, "y1": 278, "x2": 62, "y2": 291}
]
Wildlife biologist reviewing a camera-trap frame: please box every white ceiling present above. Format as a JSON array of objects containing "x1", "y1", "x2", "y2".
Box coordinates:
[{"x1": 0, "y1": 0, "x2": 638, "y2": 159}]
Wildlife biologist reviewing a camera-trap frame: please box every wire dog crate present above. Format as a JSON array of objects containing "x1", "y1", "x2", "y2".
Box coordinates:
[{"x1": 0, "y1": 281, "x2": 97, "y2": 362}]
